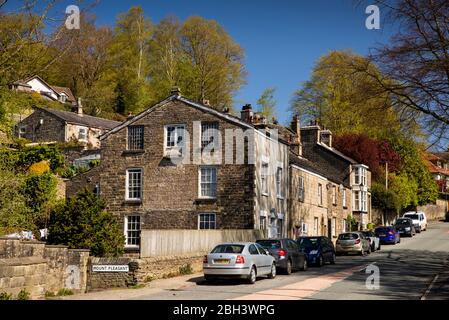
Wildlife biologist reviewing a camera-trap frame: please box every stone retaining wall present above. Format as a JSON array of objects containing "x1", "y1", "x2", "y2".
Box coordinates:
[
  {"x1": 87, "y1": 257, "x2": 137, "y2": 291},
  {"x1": 0, "y1": 239, "x2": 89, "y2": 299}
]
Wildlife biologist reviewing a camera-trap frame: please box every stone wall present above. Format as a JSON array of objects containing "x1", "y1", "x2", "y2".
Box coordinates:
[
  {"x1": 87, "y1": 257, "x2": 137, "y2": 291},
  {"x1": 418, "y1": 198, "x2": 448, "y2": 221},
  {"x1": 0, "y1": 239, "x2": 89, "y2": 299},
  {"x1": 132, "y1": 253, "x2": 204, "y2": 283},
  {"x1": 18, "y1": 109, "x2": 66, "y2": 143},
  {"x1": 65, "y1": 165, "x2": 101, "y2": 198}
]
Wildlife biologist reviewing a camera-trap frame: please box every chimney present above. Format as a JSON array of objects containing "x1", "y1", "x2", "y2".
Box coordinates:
[
  {"x1": 240, "y1": 104, "x2": 253, "y2": 123},
  {"x1": 171, "y1": 86, "x2": 181, "y2": 96},
  {"x1": 127, "y1": 112, "x2": 134, "y2": 120},
  {"x1": 320, "y1": 129, "x2": 333, "y2": 147},
  {"x1": 300, "y1": 121, "x2": 321, "y2": 146},
  {"x1": 76, "y1": 98, "x2": 83, "y2": 116},
  {"x1": 290, "y1": 115, "x2": 302, "y2": 156},
  {"x1": 222, "y1": 106, "x2": 230, "y2": 114}
]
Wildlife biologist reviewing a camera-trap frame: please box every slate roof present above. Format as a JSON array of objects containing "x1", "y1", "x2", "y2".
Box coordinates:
[
  {"x1": 50, "y1": 85, "x2": 76, "y2": 103},
  {"x1": 40, "y1": 107, "x2": 121, "y2": 130}
]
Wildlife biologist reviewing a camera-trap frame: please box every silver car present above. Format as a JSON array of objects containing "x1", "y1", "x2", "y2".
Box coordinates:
[
  {"x1": 336, "y1": 232, "x2": 371, "y2": 256},
  {"x1": 361, "y1": 230, "x2": 381, "y2": 252},
  {"x1": 203, "y1": 242, "x2": 276, "y2": 284}
]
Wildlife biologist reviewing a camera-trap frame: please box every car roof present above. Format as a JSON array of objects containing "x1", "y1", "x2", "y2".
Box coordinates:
[{"x1": 215, "y1": 242, "x2": 253, "y2": 246}]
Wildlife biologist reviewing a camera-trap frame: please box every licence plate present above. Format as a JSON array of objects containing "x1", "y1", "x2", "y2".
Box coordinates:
[
  {"x1": 379, "y1": 234, "x2": 386, "y2": 237},
  {"x1": 214, "y1": 259, "x2": 230, "y2": 264}
]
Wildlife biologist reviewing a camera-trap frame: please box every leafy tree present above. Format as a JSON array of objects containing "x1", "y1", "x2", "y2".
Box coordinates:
[
  {"x1": 47, "y1": 190, "x2": 125, "y2": 257},
  {"x1": 256, "y1": 87, "x2": 277, "y2": 119},
  {"x1": 333, "y1": 134, "x2": 402, "y2": 181},
  {"x1": 291, "y1": 50, "x2": 420, "y2": 139},
  {"x1": 108, "y1": 6, "x2": 154, "y2": 115}
]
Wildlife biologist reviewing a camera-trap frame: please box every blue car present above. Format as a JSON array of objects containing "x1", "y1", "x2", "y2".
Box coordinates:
[
  {"x1": 374, "y1": 226, "x2": 400, "y2": 244},
  {"x1": 297, "y1": 236, "x2": 336, "y2": 267}
]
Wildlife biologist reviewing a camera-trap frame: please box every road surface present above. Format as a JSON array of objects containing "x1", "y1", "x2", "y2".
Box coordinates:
[{"x1": 64, "y1": 221, "x2": 449, "y2": 300}]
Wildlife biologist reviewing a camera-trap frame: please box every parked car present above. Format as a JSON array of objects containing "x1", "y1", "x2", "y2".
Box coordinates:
[
  {"x1": 256, "y1": 238, "x2": 307, "y2": 274},
  {"x1": 374, "y1": 226, "x2": 400, "y2": 244},
  {"x1": 361, "y1": 230, "x2": 381, "y2": 252},
  {"x1": 203, "y1": 242, "x2": 276, "y2": 284},
  {"x1": 403, "y1": 211, "x2": 427, "y2": 232},
  {"x1": 336, "y1": 232, "x2": 371, "y2": 256},
  {"x1": 297, "y1": 236, "x2": 336, "y2": 266},
  {"x1": 393, "y1": 217, "x2": 416, "y2": 237}
]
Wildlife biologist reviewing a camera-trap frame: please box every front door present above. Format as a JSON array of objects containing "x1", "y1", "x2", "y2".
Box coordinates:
[{"x1": 328, "y1": 219, "x2": 332, "y2": 239}]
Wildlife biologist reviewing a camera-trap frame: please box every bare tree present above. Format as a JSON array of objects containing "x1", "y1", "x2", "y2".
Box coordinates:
[{"x1": 356, "y1": 0, "x2": 449, "y2": 149}]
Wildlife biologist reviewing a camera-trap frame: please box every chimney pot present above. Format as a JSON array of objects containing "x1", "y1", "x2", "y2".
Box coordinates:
[
  {"x1": 171, "y1": 86, "x2": 181, "y2": 96},
  {"x1": 240, "y1": 104, "x2": 253, "y2": 123},
  {"x1": 202, "y1": 99, "x2": 210, "y2": 106}
]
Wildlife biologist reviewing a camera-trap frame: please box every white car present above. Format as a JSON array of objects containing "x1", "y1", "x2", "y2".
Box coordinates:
[
  {"x1": 203, "y1": 242, "x2": 276, "y2": 284},
  {"x1": 403, "y1": 211, "x2": 427, "y2": 232}
]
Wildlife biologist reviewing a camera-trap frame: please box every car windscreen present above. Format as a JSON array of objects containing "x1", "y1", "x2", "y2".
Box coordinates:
[
  {"x1": 298, "y1": 237, "x2": 320, "y2": 249},
  {"x1": 338, "y1": 233, "x2": 359, "y2": 240},
  {"x1": 395, "y1": 219, "x2": 411, "y2": 225},
  {"x1": 211, "y1": 245, "x2": 244, "y2": 254},
  {"x1": 361, "y1": 232, "x2": 373, "y2": 237},
  {"x1": 375, "y1": 227, "x2": 390, "y2": 233},
  {"x1": 404, "y1": 214, "x2": 419, "y2": 220},
  {"x1": 256, "y1": 240, "x2": 281, "y2": 249}
]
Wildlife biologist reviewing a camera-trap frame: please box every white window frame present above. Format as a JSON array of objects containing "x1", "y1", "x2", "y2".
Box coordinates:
[
  {"x1": 261, "y1": 162, "x2": 269, "y2": 195},
  {"x1": 313, "y1": 217, "x2": 319, "y2": 236},
  {"x1": 298, "y1": 176, "x2": 305, "y2": 201},
  {"x1": 200, "y1": 122, "x2": 219, "y2": 150},
  {"x1": 124, "y1": 215, "x2": 141, "y2": 248},
  {"x1": 342, "y1": 219, "x2": 347, "y2": 233},
  {"x1": 78, "y1": 127, "x2": 88, "y2": 141},
  {"x1": 126, "y1": 168, "x2": 143, "y2": 201},
  {"x1": 343, "y1": 189, "x2": 347, "y2": 208},
  {"x1": 128, "y1": 125, "x2": 144, "y2": 150},
  {"x1": 198, "y1": 213, "x2": 216, "y2": 230},
  {"x1": 353, "y1": 190, "x2": 360, "y2": 211},
  {"x1": 276, "y1": 167, "x2": 283, "y2": 198},
  {"x1": 361, "y1": 191, "x2": 367, "y2": 212},
  {"x1": 19, "y1": 125, "x2": 27, "y2": 135},
  {"x1": 164, "y1": 124, "x2": 185, "y2": 156},
  {"x1": 318, "y1": 183, "x2": 323, "y2": 206},
  {"x1": 60, "y1": 94, "x2": 67, "y2": 103},
  {"x1": 332, "y1": 185, "x2": 337, "y2": 205},
  {"x1": 332, "y1": 217, "x2": 336, "y2": 237},
  {"x1": 199, "y1": 166, "x2": 217, "y2": 199}
]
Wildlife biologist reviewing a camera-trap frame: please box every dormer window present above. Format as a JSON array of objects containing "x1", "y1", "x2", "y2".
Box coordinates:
[{"x1": 60, "y1": 94, "x2": 67, "y2": 103}]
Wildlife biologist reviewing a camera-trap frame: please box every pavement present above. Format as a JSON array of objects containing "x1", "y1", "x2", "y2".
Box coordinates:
[{"x1": 62, "y1": 221, "x2": 449, "y2": 300}]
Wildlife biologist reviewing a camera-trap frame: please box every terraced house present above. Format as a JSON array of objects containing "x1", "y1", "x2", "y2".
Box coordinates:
[{"x1": 97, "y1": 90, "x2": 290, "y2": 254}]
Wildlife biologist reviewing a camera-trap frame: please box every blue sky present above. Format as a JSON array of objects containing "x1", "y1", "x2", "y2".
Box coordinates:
[{"x1": 5, "y1": 0, "x2": 395, "y2": 125}]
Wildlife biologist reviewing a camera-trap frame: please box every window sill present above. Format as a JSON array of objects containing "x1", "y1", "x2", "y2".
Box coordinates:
[
  {"x1": 262, "y1": 192, "x2": 269, "y2": 197},
  {"x1": 124, "y1": 199, "x2": 142, "y2": 205},
  {"x1": 195, "y1": 198, "x2": 217, "y2": 204},
  {"x1": 123, "y1": 150, "x2": 145, "y2": 156}
]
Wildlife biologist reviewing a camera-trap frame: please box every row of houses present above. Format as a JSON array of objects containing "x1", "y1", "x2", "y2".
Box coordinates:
[{"x1": 15, "y1": 82, "x2": 373, "y2": 256}]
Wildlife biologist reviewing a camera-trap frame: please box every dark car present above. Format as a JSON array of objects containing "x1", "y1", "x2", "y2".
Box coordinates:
[
  {"x1": 374, "y1": 226, "x2": 400, "y2": 244},
  {"x1": 256, "y1": 238, "x2": 307, "y2": 274},
  {"x1": 394, "y1": 217, "x2": 416, "y2": 237},
  {"x1": 296, "y1": 236, "x2": 336, "y2": 267}
]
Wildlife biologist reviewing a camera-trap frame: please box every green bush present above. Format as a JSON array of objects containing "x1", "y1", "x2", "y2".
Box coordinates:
[
  {"x1": 47, "y1": 189, "x2": 125, "y2": 257},
  {"x1": 0, "y1": 292, "x2": 12, "y2": 300},
  {"x1": 17, "y1": 289, "x2": 30, "y2": 300},
  {"x1": 179, "y1": 264, "x2": 193, "y2": 275},
  {"x1": 57, "y1": 288, "x2": 73, "y2": 296}
]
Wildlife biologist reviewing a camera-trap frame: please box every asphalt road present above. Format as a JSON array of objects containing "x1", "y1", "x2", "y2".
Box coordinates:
[
  {"x1": 64, "y1": 221, "x2": 449, "y2": 300},
  {"x1": 135, "y1": 221, "x2": 449, "y2": 300}
]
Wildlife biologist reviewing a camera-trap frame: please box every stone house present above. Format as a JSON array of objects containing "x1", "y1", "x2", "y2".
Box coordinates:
[
  {"x1": 15, "y1": 104, "x2": 120, "y2": 149},
  {"x1": 10, "y1": 75, "x2": 77, "y2": 105},
  {"x1": 97, "y1": 91, "x2": 289, "y2": 254},
  {"x1": 299, "y1": 124, "x2": 372, "y2": 231},
  {"x1": 424, "y1": 152, "x2": 449, "y2": 193}
]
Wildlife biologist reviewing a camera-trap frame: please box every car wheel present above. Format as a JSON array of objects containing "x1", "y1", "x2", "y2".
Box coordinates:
[
  {"x1": 300, "y1": 259, "x2": 308, "y2": 271},
  {"x1": 268, "y1": 263, "x2": 276, "y2": 279},
  {"x1": 247, "y1": 266, "x2": 257, "y2": 284},
  {"x1": 317, "y1": 255, "x2": 324, "y2": 267},
  {"x1": 204, "y1": 275, "x2": 215, "y2": 283},
  {"x1": 371, "y1": 242, "x2": 375, "y2": 252},
  {"x1": 360, "y1": 248, "x2": 366, "y2": 256},
  {"x1": 285, "y1": 259, "x2": 292, "y2": 275},
  {"x1": 377, "y1": 243, "x2": 381, "y2": 251},
  {"x1": 330, "y1": 253, "x2": 336, "y2": 265}
]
